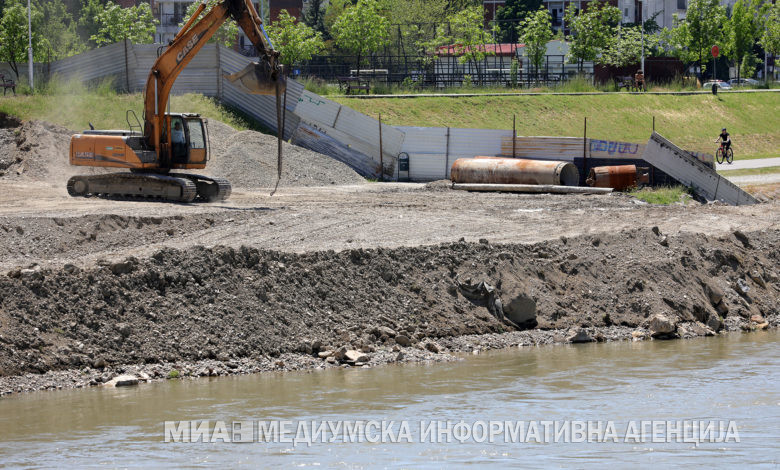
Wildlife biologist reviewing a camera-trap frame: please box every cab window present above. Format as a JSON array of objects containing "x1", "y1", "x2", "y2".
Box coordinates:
[{"x1": 186, "y1": 119, "x2": 205, "y2": 149}]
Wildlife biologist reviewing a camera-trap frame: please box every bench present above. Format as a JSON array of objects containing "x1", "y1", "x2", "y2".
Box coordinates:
[
  {"x1": 615, "y1": 75, "x2": 632, "y2": 91},
  {"x1": 0, "y1": 74, "x2": 15, "y2": 96},
  {"x1": 337, "y1": 76, "x2": 370, "y2": 95}
]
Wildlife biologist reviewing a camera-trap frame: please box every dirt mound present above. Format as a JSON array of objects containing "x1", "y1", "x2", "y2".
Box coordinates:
[
  {"x1": 0, "y1": 117, "x2": 364, "y2": 190},
  {"x1": 0, "y1": 120, "x2": 97, "y2": 185},
  {"x1": 205, "y1": 121, "x2": 365, "y2": 188},
  {"x1": 0, "y1": 228, "x2": 776, "y2": 379}
]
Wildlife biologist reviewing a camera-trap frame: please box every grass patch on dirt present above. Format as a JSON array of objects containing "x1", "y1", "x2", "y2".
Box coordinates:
[
  {"x1": 0, "y1": 78, "x2": 258, "y2": 132},
  {"x1": 718, "y1": 165, "x2": 780, "y2": 177},
  {"x1": 334, "y1": 92, "x2": 780, "y2": 161},
  {"x1": 629, "y1": 185, "x2": 694, "y2": 205}
]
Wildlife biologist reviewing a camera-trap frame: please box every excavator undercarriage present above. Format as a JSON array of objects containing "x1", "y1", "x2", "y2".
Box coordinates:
[{"x1": 66, "y1": 173, "x2": 231, "y2": 203}]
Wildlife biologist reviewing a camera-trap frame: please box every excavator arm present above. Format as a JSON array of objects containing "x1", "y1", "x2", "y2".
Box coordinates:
[{"x1": 143, "y1": 0, "x2": 285, "y2": 157}]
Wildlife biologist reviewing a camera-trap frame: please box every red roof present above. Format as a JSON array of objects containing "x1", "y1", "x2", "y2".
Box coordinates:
[{"x1": 435, "y1": 43, "x2": 523, "y2": 57}]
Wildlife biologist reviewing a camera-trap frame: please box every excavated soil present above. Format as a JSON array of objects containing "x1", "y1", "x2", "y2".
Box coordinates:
[
  {"x1": 0, "y1": 114, "x2": 364, "y2": 190},
  {"x1": 0, "y1": 228, "x2": 777, "y2": 394}
]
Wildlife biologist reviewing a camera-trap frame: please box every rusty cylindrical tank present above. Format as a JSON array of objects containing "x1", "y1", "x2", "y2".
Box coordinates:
[
  {"x1": 586, "y1": 165, "x2": 648, "y2": 191},
  {"x1": 450, "y1": 157, "x2": 580, "y2": 186}
]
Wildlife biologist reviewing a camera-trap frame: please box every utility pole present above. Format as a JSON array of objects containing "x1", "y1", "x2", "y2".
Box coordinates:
[
  {"x1": 27, "y1": 0, "x2": 34, "y2": 91},
  {"x1": 640, "y1": 0, "x2": 645, "y2": 74}
]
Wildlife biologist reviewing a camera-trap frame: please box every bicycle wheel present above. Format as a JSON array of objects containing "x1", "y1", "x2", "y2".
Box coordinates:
[
  {"x1": 726, "y1": 148, "x2": 733, "y2": 164},
  {"x1": 716, "y1": 148, "x2": 724, "y2": 164}
]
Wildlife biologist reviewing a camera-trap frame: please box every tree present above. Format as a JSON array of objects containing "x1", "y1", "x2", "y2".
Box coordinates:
[
  {"x1": 302, "y1": 0, "x2": 327, "y2": 36},
  {"x1": 37, "y1": 0, "x2": 86, "y2": 60},
  {"x1": 91, "y1": 1, "x2": 156, "y2": 46},
  {"x1": 564, "y1": 1, "x2": 621, "y2": 70},
  {"x1": 432, "y1": 5, "x2": 498, "y2": 84},
  {"x1": 0, "y1": 0, "x2": 46, "y2": 78},
  {"x1": 323, "y1": 0, "x2": 351, "y2": 41},
  {"x1": 517, "y1": 6, "x2": 553, "y2": 75},
  {"x1": 664, "y1": 0, "x2": 727, "y2": 78},
  {"x1": 267, "y1": 9, "x2": 325, "y2": 70},
  {"x1": 725, "y1": 0, "x2": 761, "y2": 84},
  {"x1": 601, "y1": 25, "x2": 660, "y2": 68},
  {"x1": 178, "y1": 0, "x2": 238, "y2": 47},
  {"x1": 78, "y1": 0, "x2": 109, "y2": 47},
  {"x1": 758, "y1": 0, "x2": 780, "y2": 82},
  {"x1": 496, "y1": 0, "x2": 543, "y2": 43},
  {"x1": 331, "y1": 0, "x2": 390, "y2": 77},
  {"x1": 378, "y1": 0, "x2": 448, "y2": 56}
]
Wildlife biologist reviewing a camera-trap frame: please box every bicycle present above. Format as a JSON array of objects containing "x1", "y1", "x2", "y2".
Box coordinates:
[{"x1": 715, "y1": 143, "x2": 733, "y2": 164}]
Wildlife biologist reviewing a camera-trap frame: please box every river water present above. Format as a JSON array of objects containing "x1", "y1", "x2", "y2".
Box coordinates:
[{"x1": 1, "y1": 331, "x2": 778, "y2": 467}]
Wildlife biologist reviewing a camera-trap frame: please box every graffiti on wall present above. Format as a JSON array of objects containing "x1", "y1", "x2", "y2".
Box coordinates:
[{"x1": 589, "y1": 139, "x2": 641, "y2": 155}]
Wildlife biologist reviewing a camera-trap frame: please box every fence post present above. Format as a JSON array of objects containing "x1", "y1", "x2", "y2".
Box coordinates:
[
  {"x1": 216, "y1": 43, "x2": 222, "y2": 100},
  {"x1": 124, "y1": 38, "x2": 131, "y2": 93},
  {"x1": 583, "y1": 117, "x2": 588, "y2": 183},
  {"x1": 445, "y1": 126, "x2": 450, "y2": 178},
  {"x1": 512, "y1": 115, "x2": 516, "y2": 158},
  {"x1": 379, "y1": 113, "x2": 385, "y2": 181}
]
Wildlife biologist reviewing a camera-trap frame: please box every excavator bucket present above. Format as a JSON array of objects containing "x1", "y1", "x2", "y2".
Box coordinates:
[{"x1": 224, "y1": 61, "x2": 285, "y2": 95}]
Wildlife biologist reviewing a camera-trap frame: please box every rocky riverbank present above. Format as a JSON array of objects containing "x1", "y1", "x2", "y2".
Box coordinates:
[{"x1": 1, "y1": 227, "x2": 777, "y2": 395}]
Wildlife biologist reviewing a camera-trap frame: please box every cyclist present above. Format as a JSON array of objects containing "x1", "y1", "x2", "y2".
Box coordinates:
[{"x1": 715, "y1": 128, "x2": 731, "y2": 156}]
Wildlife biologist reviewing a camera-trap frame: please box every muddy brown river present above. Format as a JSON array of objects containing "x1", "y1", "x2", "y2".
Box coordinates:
[{"x1": 1, "y1": 331, "x2": 778, "y2": 467}]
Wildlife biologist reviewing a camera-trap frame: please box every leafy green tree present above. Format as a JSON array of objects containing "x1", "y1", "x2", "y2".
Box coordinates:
[
  {"x1": 663, "y1": 0, "x2": 727, "y2": 78},
  {"x1": 444, "y1": 0, "x2": 479, "y2": 13},
  {"x1": 267, "y1": 9, "x2": 325, "y2": 69},
  {"x1": 323, "y1": 0, "x2": 351, "y2": 41},
  {"x1": 496, "y1": 0, "x2": 543, "y2": 43},
  {"x1": 178, "y1": 0, "x2": 238, "y2": 47},
  {"x1": 37, "y1": 0, "x2": 86, "y2": 60},
  {"x1": 331, "y1": 0, "x2": 390, "y2": 77},
  {"x1": 517, "y1": 6, "x2": 553, "y2": 75},
  {"x1": 725, "y1": 0, "x2": 760, "y2": 84},
  {"x1": 0, "y1": 0, "x2": 46, "y2": 78},
  {"x1": 378, "y1": 0, "x2": 448, "y2": 56},
  {"x1": 302, "y1": 0, "x2": 327, "y2": 36},
  {"x1": 758, "y1": 0, "x2": 780, "y2": 82},
  {"x1": 601, "y1": 25, "x2": 660, "y2": 67},
  {"x1": 432, "y1": 4, "x2": 498, "y2": 84},
  {"x1": 564, "y1": 1, "x2": 621, "y2": 70},
  {"x1": 91, "y1": 1, "x2": 156, "y2": 46},
  {"x1": 78, "y1": 0, "x2": 109, "y2": 47}
]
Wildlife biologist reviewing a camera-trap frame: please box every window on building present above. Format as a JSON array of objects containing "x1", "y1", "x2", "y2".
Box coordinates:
[
  {"x1": 624, "y1": 7, "x2": 628, "y2": 17},
  {"x1": 677, "y1": 0, "x2": 686, "y2": 9}
]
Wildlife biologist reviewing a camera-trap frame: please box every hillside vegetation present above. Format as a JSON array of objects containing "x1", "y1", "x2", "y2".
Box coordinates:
[
  {"x1": 335, "y1": 92, "x2": 780, "y2": 160},
  {"x1": 0, "y1": 80, "x2": 259, "y2": 133}
]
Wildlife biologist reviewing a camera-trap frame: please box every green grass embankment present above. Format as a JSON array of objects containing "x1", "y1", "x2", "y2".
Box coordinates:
[
  {"x1": 334, "y1": 92, "x2": 780, "y2": 161},
  {"x1": 0, "y1": 80, "x2": 260, "y2": 132}
]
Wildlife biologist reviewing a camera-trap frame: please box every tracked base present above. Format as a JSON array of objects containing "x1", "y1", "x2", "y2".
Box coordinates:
[
  {"x1": 171, "y1": 173, "x2": 232, "y2": 202},
  {"x1": 66, "y1": 172, "x2": 231, "y2": 203}
]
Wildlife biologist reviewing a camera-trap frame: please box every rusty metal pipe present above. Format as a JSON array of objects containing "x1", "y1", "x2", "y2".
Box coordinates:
[
  {"x1": 585, "y1": 165, "x2": 649, "y2": 191},
  {"x1": 450, "y1": 157, "x2": 580, "y2": 186}
]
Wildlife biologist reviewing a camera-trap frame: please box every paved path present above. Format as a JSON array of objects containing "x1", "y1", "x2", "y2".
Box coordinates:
[
  {"x1": 717, "y1": 156, "x2": 780, "y2": 171},
  {"x1": 726, "y1": 173, "x2": 780, "y2": 186}
]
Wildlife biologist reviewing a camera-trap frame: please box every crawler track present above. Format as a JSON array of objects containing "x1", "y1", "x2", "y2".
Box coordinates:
[{"x1": 66, "y1": 172, "x2": 231, "y2": 203}]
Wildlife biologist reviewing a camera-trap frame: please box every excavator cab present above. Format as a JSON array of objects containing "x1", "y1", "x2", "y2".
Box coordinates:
[{"x1": 165, "y1": 113, "x2": 208, "y2": 167}]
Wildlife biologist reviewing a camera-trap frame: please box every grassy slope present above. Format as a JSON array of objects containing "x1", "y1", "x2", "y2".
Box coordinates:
[
  {"x1": 334, "y1": 93, "x2": 780, "y2": 160},
  {"x1": 0, "y1": 92, "x2": 258, "y2": 132}
]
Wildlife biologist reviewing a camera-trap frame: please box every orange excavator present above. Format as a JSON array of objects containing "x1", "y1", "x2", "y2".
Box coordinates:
[{"x1": 67, "y1": 0, "x2": 285, "y2": 202}]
